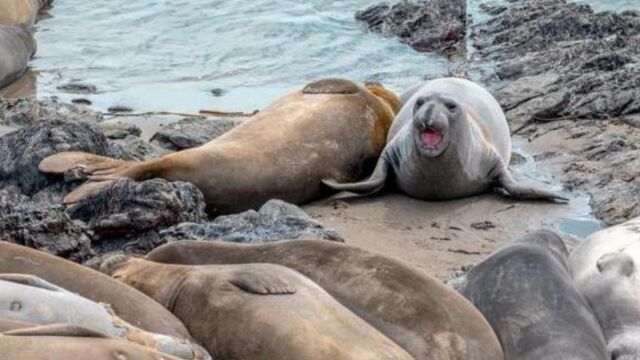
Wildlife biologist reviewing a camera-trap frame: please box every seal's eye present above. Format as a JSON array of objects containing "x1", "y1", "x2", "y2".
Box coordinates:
[
  {"x1": 444, "y1": 101, "x2": 457, "y2": 111},
  {"x1": 415, "y1": 98, "x2": 426, "y2": 108}
]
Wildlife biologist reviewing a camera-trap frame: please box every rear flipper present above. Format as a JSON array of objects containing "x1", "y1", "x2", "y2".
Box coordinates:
[
  {"x1": 39, "y1": 151, "x2": 145, "y2": 204},
  {"x1": 322, "y1": 155, "x2": 389, "y2": 196},
  {"x1": 495, "y1": 166, "x2": 569, "y2": 203}
]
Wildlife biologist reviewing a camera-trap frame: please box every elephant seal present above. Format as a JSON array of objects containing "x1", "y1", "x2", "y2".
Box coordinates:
[
  {"x1": 0, "y1": 274, "x2": 210, "y2": 360},
  {"x1": 0, "y1": 241, "x2": 190, "y2": 339},
  {"x1": 323, "y1": 78, "x2": 566, "y2": 202},
  {"x1": 460, "y1": 230, "x2": 608, "y2": 360},
  {"x1": 570, "y1": 217, "x2": 640, "y2": 359},
  {"x1": 146, "y1": 240, "x2": 504, "y2": 360},
  {"x1": 0, "y1": 24, "x2": 35, "y2": 89},
  {"x1": 0, "y1": 0, "x2": 44, "y2": 27},
  {"x1": 1, "y1": 323, "x2": 185, "y2": 360},
  {"x1": 39, "y1": 79, "x2": 401, "y2": 215},
  {"x1": 101, "y1": 256, "x2": 414, "y2": 360}
]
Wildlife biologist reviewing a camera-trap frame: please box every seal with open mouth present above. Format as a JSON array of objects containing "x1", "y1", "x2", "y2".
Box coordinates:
[{"x1": 324, "y1": 77, "x2": 566, "y2": 202}]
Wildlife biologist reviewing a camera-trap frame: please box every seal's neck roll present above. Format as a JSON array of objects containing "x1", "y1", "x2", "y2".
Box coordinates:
[{"x1": 364, "y1": 83, "x2": 402, "y2": 116}]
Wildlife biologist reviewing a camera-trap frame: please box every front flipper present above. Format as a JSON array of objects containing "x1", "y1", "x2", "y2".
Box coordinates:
[
  {"x1": 227, "y1": 268, "x2": 297, "y2": 295},
  {"x1": 322, "y1": 155, "x2": 389, "y2": 196},
  {"x1": 495, "y1": 165, "x2": 569, "y2": 203}
]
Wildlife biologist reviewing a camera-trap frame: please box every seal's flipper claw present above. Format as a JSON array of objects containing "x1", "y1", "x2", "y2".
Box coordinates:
[
  {"x1": 322, "y1": 155, "x2": 389, "y2": 196},
  {"x1": 228, "y1": 269, "x2": 297, "y2": 295},
  {"x1": 39, "y1": 151, "x2": 115, "y2": 175},
  {"x1": 63, "y1": 180, "x2": 115, "y2": 204},
  {"x1": 496, "y1": 167, "x2": 568, "y2": 203}
]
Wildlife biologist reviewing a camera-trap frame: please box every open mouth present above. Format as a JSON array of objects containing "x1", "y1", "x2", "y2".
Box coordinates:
[{"x1": 420, "y1": 127, "x2": 443, "y2": 149}]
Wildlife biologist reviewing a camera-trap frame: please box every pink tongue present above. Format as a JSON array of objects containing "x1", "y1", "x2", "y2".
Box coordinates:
[{"x1": 421, "y1": 129, "x2": 442, "y2": 147}]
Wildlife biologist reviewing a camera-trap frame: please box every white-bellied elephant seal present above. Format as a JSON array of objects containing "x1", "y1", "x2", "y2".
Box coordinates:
[
  {"x1": 39, "y1": 79, "x2": 401, "y2": 215},
  {"x1": 101, "y1": 256, "x2": 414, "y2": 360},
  {"x1": 0, "y1": 274, "x2": 210, "y2": 359},
  {"x1": 0, "y1": 241, "x2": 191, "y2": 339},
  {"x1": 323, "y1": 78, "x2": 566, "y2": 202},
  {"x1": 570, "y1": 217, "x2": 640, "y2": 359},
  {"x1": 146, "y1": 239, "x2": 504, "y2": 360},
  {"x1": 460, "y1": 230, "x2": 608, "y2": 360}
]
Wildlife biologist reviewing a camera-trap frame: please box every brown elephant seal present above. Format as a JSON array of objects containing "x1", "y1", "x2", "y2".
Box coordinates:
[
  {"x1": 146, "y1": 240, "x2": 504, "y2": 360},
  {"x1": 570, "y1": 217, "x2": 640, "y2": 359},
  {"x1": 39, "y1": 79, "x2": 401, "y2": 215},
  {"x1": 0, "y1": 0, "x2": 45, "y2": 27},
  {"x1": 0, "y1": 274, "x2": 210, "y2": 360},
  {"x1": 1, "y1": 323, "x2": 184, "y2": 360},
  {"x1": 101, "y1": 256, "x2": 414, "y2": 360},
  {"x1": 0, "y1": 24, "x2": 35, "y2": 89},
  {"x1": 460, "y1": 231, "x2": 608, "y2": 360},
  {"x1": 0, "y1": 241, "x2": 190, "y2": 339},
  {"x1": 323, "y1": 77, "x2": 566, "y2": 202}
]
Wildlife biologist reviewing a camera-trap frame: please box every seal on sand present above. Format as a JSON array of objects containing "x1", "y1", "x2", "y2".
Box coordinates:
[
  {"x1": 323, "y1": 77, "x2": 567, "y2": 202},
  {"x1": 0, "y1": 241, "x2": 190, "y2": 339},
  {"x1": 570, "y1": 217, "x2": 640, "y2": 359},
  {"x1": 39, "y1": 79, "x2": 401, "y2": 215},
  {"x1": 0, "y1": 274, "x2": 210, "y2": 360},
  {"x1": 101, "y1": 256, "x2": 414, "y2": 360},
  {"x1": 460, "y1": 230, "x2": 608, "y2": 360},
  {"x1": 0, "y1": 24, "x2": 35, "y2": 89},
  {"x1": 146, "y1": 239, "x2": 504, "y2": 360}
]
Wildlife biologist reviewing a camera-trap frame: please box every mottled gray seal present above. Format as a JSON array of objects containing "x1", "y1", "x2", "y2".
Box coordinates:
[
  {"x1": 570, "y1": 217, "x2": 640, "y2": 359},
  {"x1": 324, "y1": 78, "x2": 566, "y2": 202},
  {"x1": 460, "y1": 230, "x2": 608, "y2": 360},
  {"x1": 0, "y1": 274, "x2": 210, "y2": 359},
  {"x1": 146, "y1": 239, "x2": 504, "y2": 360},
  {"x1": 0, "y1": 24, "x2": 35, "y2": 89},
  {"x1": 39, "y1": 79, "x2": 401, "y2": 215},
  {"x1": 0, "y1": 241, "x2": 191, "y2": 339},
  {"x1": 102, "y1": 256, "x2": 414, "y2": 360}
]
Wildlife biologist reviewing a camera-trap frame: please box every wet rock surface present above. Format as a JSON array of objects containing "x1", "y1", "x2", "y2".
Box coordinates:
[
  {"x1": 160, "y1": 199, "x2": 344, "y2": 244},
  {"x1": 355, "y1": 0, "x2": 467, "y2": 53},
  {"x1": 150, "y1": 117, "x2": 243, "y2": 151},
  {"x1": 470, "y1": 0, "x2": 640, "y2": 226}
]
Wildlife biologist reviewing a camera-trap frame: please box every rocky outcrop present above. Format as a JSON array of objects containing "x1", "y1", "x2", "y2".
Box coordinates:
[
  {"x1": 355, "y1": 0, "x2": 467, "y2": 53},
  {"x1": 160, "y1": 199, "x2": 344, "y2": 244},
  {"x1": 0, "y1": 188, "x2": 94, "y2": 262},
  {"x1": 150, "y1": 117, "x2": 243, "y2": 151},
  {"x1": 0, "y1": 97, "x2": 103, "y2": 128}
]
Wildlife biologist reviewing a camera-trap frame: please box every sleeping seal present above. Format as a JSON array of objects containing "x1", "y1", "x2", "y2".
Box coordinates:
[
  {"x1": 101, "y1": 256, "x2": 414, "y2": 360},
  {"x1": 39, "y1": 79, "x2": 401, "y2": 215},
  {"x1": 570, "y1": 217, "x2": 640, "y2": 359},
  {"x1": 146, "y1": 239, "x2": 504, "y2": 360},
  {"x1": 0, "y1": 241, "x2": 191, "y2": 339},
  {"x1": 460, "y1": 230, "x2": 608, "y2": 360},
  {"x1": 324, "y1": 78, "x2": 566, "y2": 202},
  {"x1": 0, "y1": 274, "x2": 209, "y2": 359}
]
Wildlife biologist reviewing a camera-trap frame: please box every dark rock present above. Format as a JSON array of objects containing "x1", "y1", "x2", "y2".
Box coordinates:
[
  {"x1": 0, "y1": 97, "x2": 102, "y2": 128},
  {"x1": 71, "y1": 98, "x2": 92, "y2": 105},
  {"x1": 0, "y1": 189, "x2": 94, "y2": 262},
  {"x1": 107, "y1": 105, "x2": 133, "y2": 113},
  {"x1": 160, "y1": 199, "x2": 344, "y2": 244},
  {"x1": 111, "y1": 135, "x2": 171, "y2": 161},
  {"x1": 210, "y1": 88, "x2": 226, "y2": 97},
  {"x1": 57, "y1": 83, "x2": 97, "y2": 95},
  {"x1": 150, "y1": 117, "x2": 243, "y2": 151},
  {"x1": 67, "y1": 179, "x2": 207, "y2": 241},
  {"x1": 99, "y1": 121, "x2": 142, "y2": 140},
  {"x1": 0, "y1": 122, "x2": 124, "y2": 196},
  {"x1": 355, "y1": 0, "x2": 467, "y2": 53}
]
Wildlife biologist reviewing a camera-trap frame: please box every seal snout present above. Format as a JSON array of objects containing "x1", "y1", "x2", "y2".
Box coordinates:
[{"x1": 412, "y1": 95, "x2": 451, "y2": 155}]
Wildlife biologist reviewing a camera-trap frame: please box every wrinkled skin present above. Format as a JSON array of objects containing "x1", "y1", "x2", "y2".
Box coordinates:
[
  {"x1": 324, "y1": 78, "x2": 566, "y2": 203},
  {"x1": 146, "y1": 239, "x2": 504, "y2": 360},
  {"x1": 461, "y1": 231, "x2": 609, "y2": 360},
  {"x1": 570, "y1": 217, "x2": 640, "y2": 359},
  {"x1": 102, "y1": 256, "x2": 414, "y2": 360}
]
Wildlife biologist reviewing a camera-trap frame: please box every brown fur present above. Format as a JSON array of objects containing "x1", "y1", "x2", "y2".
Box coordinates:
[
  {"x1": 39, "y1": 79, "x2": 400, "y2": 215},
  {"x1": 146, "y1": 240, "x2": 505, "y2": 360},
  {"x1": 104, "y1": 257, "x2": 414, "y2": 360},
  {"x1": 0, "y1": 0, "x2": 42, "y2": 27}
]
